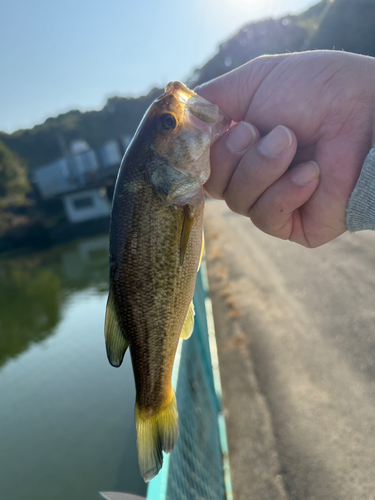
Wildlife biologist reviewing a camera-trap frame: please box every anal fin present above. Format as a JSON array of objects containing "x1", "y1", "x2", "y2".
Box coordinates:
[
  {"x1": 104, "y1": 290, "x2": 129, "y2": 367},
  {"x1": 180, "y1": 301, "x2": 195, "y2": 340}
]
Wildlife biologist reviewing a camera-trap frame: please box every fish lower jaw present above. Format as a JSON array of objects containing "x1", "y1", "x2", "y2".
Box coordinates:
[{"x1": 169, "y1": 187, "x2": 203, "y2": 207}]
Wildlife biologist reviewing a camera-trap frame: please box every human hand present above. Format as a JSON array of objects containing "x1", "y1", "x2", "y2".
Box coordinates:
[{"x1": 196, "y1": 51, "x2": 375, "y2": 247}]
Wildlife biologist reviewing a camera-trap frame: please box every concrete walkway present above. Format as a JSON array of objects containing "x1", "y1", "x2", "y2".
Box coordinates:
[{"x1": 205, "y1": 200, "x2": 375, "y2": 500}]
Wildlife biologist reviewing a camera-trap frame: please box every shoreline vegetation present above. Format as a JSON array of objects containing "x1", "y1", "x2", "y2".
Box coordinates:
[{"x1": 1, "y1": 0, "x2": 374, "y2": 252}]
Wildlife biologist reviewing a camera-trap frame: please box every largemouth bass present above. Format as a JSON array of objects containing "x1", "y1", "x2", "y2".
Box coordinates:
[{"x1": 104, "y1": 81, "x2": 230, "y2": 482}]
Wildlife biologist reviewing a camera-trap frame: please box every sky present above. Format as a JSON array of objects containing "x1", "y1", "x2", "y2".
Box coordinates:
[{"x1": 0, "y1": 0, "x2": 318, "y2": 134}]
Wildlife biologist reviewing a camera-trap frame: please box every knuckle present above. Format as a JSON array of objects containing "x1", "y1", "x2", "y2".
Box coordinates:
[
  {"x1": 205, "y1": 168, "x2": 226, "y2": 201},
  {"x1": 248, "y1": 205, "x2": 267, "y2": 230},
  {"x1": 249, "y1": 198, "x2": 285, "y2": 234},
  {"x1": 204, "y1": 183, "x2": 224, "y2": 200},
  {"x1": 224, "y1": 191, "x2": 240, "y2": 214},
  {"x1": 270, "y1": 191, "x2": 286, "y2": 213}
]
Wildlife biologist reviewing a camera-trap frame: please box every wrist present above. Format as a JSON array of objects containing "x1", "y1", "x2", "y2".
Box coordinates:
[{"x1": 346, "y1": 146, "x2": 375, "y2": 232}]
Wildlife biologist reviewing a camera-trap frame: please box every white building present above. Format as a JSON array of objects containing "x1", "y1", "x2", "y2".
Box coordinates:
[
  {"x1": 62, "y1": 188, "x2": 111, "y2": 223},
  {"x1": 33, "y1": 138, "x2": 127, "y2": 224},
  {"x1": 70, "y1": 139, "x2": 90, "y2": 155}
]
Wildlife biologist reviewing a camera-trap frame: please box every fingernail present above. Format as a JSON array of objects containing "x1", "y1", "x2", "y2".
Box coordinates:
[
  {"x1": 259, "y1": 125, "x2": 293, "y2": 157},
  {"x1": 226, "y1": 122, "x2": 256, "y2": 153},
  {"x1": 292, "y1": 161, "x2": 320, "y2": 186}
]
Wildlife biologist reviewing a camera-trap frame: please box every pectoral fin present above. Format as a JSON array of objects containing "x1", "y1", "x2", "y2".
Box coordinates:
[
  {"x1": 104, "y1": 290, "x2": 129, "y2": 367},
  {"x1": 180, "y1": 301, "x2": 195, "y2": 340},
  {"x1": 180, "y1": 205, "x2": 194, "y2": 265},
  {"x1": 198, "y1": 231, "x2": 204, "y2": 272}
]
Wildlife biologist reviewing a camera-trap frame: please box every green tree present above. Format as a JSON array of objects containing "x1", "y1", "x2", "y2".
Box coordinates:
[{"x1": 0, "y1": 140, "x2": 30, "y2": 208}]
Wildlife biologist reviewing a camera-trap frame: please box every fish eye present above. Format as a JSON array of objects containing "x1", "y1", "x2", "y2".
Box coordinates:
[{"x1": 158, "y1": 113, "x2": 177, "y2": 132}]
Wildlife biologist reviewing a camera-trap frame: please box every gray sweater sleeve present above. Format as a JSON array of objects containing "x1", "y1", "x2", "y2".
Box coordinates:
[{"x1": 346, "y1": 147, "x2": 375, "y2": 232}]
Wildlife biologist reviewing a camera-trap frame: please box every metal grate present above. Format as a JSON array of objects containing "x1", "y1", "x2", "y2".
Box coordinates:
[{"x1": 147, "y1": 261, "x2": 232, "y2": 500}]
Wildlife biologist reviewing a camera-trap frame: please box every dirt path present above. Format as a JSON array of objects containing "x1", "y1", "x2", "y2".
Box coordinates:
[{"x1": 205, "y1": 200, "x2": 375, "y2": 500}]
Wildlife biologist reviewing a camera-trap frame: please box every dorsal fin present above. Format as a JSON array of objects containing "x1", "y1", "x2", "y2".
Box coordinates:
[{"x1": 104, "y1": 290, "x2": 129, "y2": 367}]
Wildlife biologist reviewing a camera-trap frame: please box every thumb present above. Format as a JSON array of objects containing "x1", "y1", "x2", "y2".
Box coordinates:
[{"x1": 195, "y1": 55, "x2": 282, "y2": 122}]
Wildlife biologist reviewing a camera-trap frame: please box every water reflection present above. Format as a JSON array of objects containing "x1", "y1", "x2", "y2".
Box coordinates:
[
  {"x1": 60, "y1": 235, "x2": 109, "y2": 292},
  {"x1": 0, "y1": 262, "x2": 62, "y2": 366},
  {"x1": 0, "y1": 234, "x2": 146, "y2": 500},
  {"x1": 0, "y1": 235, "x2": 110, "y2": 367}
]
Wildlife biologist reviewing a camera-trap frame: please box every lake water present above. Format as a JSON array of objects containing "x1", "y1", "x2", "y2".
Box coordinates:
[{"x1": 0, "y1": 234, "x2": 147, "y2": 500}]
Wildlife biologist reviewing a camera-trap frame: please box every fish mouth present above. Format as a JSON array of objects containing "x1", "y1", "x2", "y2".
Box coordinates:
[
  {"x1": 186, "y1": 96, "x2": 220, "y2": 124},
  {"x1": 184, "y1": 100, "x2": 230, "y2": 143},
  {"x1": 164, "y1": 81, "x2": 231, "y2": 142},
  {"x1": 164, "y1": 81, "x2": 195, "y2": 102}
]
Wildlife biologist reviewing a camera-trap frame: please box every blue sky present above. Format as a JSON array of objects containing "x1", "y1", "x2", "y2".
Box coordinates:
[{"x1": 1, "y1": 0, "x2": 317, "y2": 133}]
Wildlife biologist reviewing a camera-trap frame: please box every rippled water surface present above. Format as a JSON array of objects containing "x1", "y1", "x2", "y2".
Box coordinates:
[{"x1": 0, "y1": 235, "x2": 147, "y2": 500}]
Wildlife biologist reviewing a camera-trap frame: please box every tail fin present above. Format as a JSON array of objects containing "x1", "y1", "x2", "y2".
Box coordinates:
[{"x1": 135, "y1": 391, "x2": 179, "y2": 482}]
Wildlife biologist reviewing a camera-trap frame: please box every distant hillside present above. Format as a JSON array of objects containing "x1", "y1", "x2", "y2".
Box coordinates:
[
  {"x1": 188, "y1": 0, "x2": 375, "y2": 87},
  {"x1": 0, "y1": 88, "x2": 162, "y2": 170},
  {"x1": 1, "y1": 0, "x2": 375, "y2": 170},
  {"x1": 188, "y1": 0, "x2": 329, "y2": 87},
  {"x1": 306, "y1": 0, "x2": 375, "y2": 55}
]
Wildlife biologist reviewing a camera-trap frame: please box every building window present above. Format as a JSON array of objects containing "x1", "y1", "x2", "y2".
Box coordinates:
[{"x1": 73, "y1": 197, "x2": 94, "y2": 209}]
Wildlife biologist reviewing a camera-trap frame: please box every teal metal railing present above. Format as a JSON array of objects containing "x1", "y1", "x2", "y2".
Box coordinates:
[{"x1": 147, "y1": 260, "x2": 233, "y2": 500}]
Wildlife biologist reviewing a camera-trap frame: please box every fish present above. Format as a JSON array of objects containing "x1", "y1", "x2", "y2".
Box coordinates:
[{"x1": 104, "y1": 81, "x2": 230, "y2": 482}]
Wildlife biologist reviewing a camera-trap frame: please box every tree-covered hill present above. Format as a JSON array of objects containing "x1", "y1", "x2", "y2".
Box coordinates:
[
  {"x1": 1, "y1": 0, "x2": 374, "y2": 170},
  {"x1": 0, "y1": 141, "x2": 29, "y2": 208},
  {"x1": 187, "y1": 0, "x2": 329, "y2": 87},
  {"x1": 306, "y1": 0, "x2": 375, "y2": 55},
  {"x1": 0, "y1": 88, "x2": 162, "y2": 170}
]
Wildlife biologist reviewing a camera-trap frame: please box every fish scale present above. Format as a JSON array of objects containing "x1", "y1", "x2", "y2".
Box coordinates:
[{"x1": 104, "y1": 81, "x2": 230, "y2": 482}]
